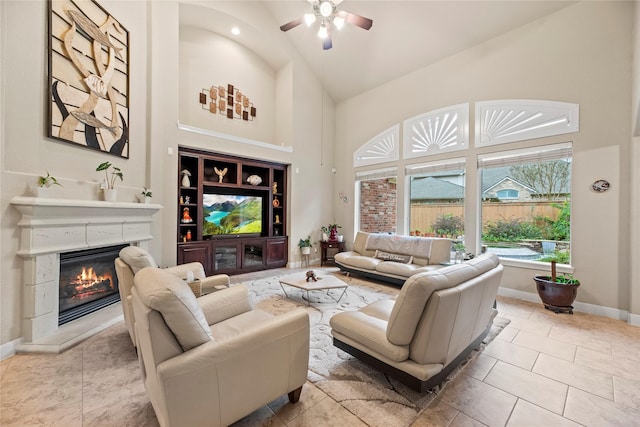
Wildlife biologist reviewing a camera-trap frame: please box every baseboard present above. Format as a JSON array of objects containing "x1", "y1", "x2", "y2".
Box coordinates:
[
  {"x1": 1, "y1": 337, "x2": 22, "y2": 360},
  {"x1": 498, "y1": 287, "x2": 637, "y2": 324}
]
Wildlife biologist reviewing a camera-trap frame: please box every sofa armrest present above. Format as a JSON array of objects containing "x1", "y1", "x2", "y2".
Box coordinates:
[
  {"x1": 197, "y1": 284, "x2": 253, "y2": 325},
  {"x1": 200, "y1": 274, "x2": 230, "y2": 294},
  {"x1": 156, "y1": 309, "x2": 310, "y2": 426}
]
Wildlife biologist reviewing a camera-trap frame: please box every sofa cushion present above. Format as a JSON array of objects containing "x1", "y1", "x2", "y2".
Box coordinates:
[
  {"x1": 134, "y1": 268, "x2": 213, "y2": 351},
  {"x1": 119, "y1": 246, "x2": 157, "y2": 274},
  {"x1": 335, "y1": 252, "x2": 382, "y2": 270},
  {"x1": 375, "y1": 261, "x2": 422, "y2": 277},
  {"x1": 375, "y1": 250, "x2": 413, "y2": 264}
]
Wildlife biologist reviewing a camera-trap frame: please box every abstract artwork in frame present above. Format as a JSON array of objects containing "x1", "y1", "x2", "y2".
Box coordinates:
[{"x1": 48, "y1": 0, "x2": 130, "y2": 158}]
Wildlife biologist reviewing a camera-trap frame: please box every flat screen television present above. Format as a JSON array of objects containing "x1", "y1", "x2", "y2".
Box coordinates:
[{"x1": 202, "y1": 193, "x2": 262, "y2": 236}]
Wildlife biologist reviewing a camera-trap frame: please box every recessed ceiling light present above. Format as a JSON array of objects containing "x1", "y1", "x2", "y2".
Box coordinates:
[{"x1": 231, "y1": 27, "x2": 240, "y2": 35}]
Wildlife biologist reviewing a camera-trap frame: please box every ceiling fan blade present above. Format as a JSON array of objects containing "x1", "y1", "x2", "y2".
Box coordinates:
[
  {"x1": 280, "y1": 17, "x2": 303, "y2": 32},
  {"x1": 342, "y1": 11, "x2": 373, "y2": 30}
]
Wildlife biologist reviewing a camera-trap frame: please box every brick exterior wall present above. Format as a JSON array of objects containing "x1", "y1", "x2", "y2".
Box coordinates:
[{"x1": 360, "y1": 178, "x2": 397, "y2": 233}]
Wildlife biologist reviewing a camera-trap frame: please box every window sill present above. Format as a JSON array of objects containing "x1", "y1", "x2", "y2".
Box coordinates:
[{"x1": 497, "y1": 257, "x2": 575, "y2": 274}]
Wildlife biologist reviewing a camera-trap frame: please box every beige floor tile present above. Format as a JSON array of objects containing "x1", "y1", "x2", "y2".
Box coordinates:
[
  {"x1": 506, "y1": 399, "x2": 582, "y2": 427},
  {"x1": 532, "y1": 353, "x2": 614, "y2": 400},
  {"x1": 504, "y1": 315, "x2": 553, "y2": 336},
  {"x1": 574, "y1": 346, "x2": 640, "y2": 382},
  {"x1": 512, "y1": 330, "x2": 576, "y2": 361},
  {"x1": 440, "y1": 374, "x2": 517, "y2": 427},
  {"x1": 482, "y1": 338, "x2": 540, "y2": 370},
  {"x1": 613, "y1": 376, "x2": 640, "y2": 411},
  {"x1": 495, "y1": 326, "x2": 519, "y2": 342},
  {"x1": 484, "y1": 361, "x2": 568, "y2": 415},
  {"x1": 464, "y1": 353, "x2": 498, "y2": 381},
  {"x1": 285, "y1": 396, "x2": 368, "y2": 427},
  {"x1": 0, "y1": 357, "x2": 11, "y2": 380},
  {"x1": 411, "y1": 398, "x2": 460, "y2": 427},
  {"x1": 564, "y1": 387, "x2": 640, "y2": 427},
  {"x1": 548, "y1": 324, "x2": 613, "y2": 354},
  {"x1": 267, "y1": 382, "x2": 328, "y2": 423},
  {"x1": 450, "y1": 412, "x2": 488, "y2": 427}
]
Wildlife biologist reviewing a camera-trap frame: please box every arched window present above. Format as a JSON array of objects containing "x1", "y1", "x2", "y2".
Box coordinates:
[{"x1": 497, "y1": 189, "x2": 519, "y2": 200}]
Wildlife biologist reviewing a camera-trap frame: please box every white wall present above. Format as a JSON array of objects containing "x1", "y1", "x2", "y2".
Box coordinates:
[{"x1": 334, "y1": 1, "x2": 635, "y2": 315}]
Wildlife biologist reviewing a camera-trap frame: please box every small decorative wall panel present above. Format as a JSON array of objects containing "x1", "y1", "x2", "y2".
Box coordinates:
[
  {"x1": 354, "y1": 125, "x2": 399, "y2": 167},
  {"x1": 200, "y1": 84, "x2": 256, "y2": 121},
  {"x1": 402, "y1": 104, "x2": 469, "y2": 159},
  {"x1": 475, "y1": 100, "x2": 579, "y2": 147},
  {"x1": 48, "y1": 0, "x2": 130, "y2": 158}
]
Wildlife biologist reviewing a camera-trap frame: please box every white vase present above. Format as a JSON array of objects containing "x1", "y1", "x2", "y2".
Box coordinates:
[
  {"x1": 321, "y1": 232, "x2": 329, "y2": 242},
  {"x1": 301, "y1": 247, "x2": 311, "y2": 255},
  {"x1": 181, "y1": 174, "x2": 190, "y2": 187},
  {"x1": 144, "y1": 196, "x2": 152, "y2": 204},
  {"x1": 32, "y1": 186, "x2": 53, "y2": 198},
  {"x1": 103, "y1": 188, "x2": 117, "y2": 202}
]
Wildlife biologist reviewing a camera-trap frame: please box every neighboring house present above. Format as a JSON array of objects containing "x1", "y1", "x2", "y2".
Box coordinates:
[{"x1": 411, "y1": 165, "x2": 570, "y2": 203}]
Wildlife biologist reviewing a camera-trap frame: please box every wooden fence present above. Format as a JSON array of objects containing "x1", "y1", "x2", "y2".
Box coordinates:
[{"x1": 410, "y1": 201, "x2": 562, "y2": 234}]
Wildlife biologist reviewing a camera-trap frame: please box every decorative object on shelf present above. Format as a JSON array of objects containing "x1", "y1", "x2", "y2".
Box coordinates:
[
  {"x1": 186, "y1": 230, "x2": 192, "y2": 241},
  {"x1": 181, "y1": 169, "x2": 191, "y2": 187},
  {"x1": 48, "y1": 0, "x2": 130, "y2": 158},
  {"x1": 273, "y1": 182, "x2": 278, "y2": 194},
  {"x1": 140, "y1": 187, "x2": 152, "y2": 203},
  {"x1": 275, "y1": 215, "x2": 280, "y2": 224},
  {"x1": 181, "y1": 207, "x2": 193, "y2": 223},
  {"x1": 200, "y1": 84, "x2": 256, "y2": 121},
  {"x1": 305, "y1": 270, "x2": 319, "y2": 282},
  {"x1": 184, "y1": 195, "x2": 190, "y2": 204},
  {"x1": 97, "y1": 161, "x2": 123, "y2": 201},
  {"x1": 591, "y1": 179, "x2": 610, "y2": 193},
  {"x1": 180, "y1": 195, "x2": 184, "y2": 204},
  {"x1": 214, "y1": 166, "x2": 228, "y2": 183},
  {"x1": 321, "y1": 226, "x2": 329, "y2": 242},
  {"x1": 534, "y1": 260, "x2": 580, "y2": 314},
  {"x1": 246, "y1": 175, "x2": 262, "y2": 186},
  {"x1": 273, "y1": 196, "x2": 280, "y2": 207}
]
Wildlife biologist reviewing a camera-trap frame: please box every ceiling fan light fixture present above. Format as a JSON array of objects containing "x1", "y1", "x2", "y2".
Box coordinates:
[
  {"x1": 304, "y1": 13, "x2": 316, "y2": 26},
  {"x1": 317, "y1": 24, "x2": 328, "y2": 39},
  {"x1": 333, "y1": 16, "x2": 345, "y2": 30},
  {"x1": 319, "y1": 1, "x2": 333, "y2": 18}
]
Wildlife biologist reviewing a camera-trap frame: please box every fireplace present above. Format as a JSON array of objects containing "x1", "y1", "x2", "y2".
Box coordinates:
[{"x1": 58, "y1": 245, "x2": 127, "y2": 325}]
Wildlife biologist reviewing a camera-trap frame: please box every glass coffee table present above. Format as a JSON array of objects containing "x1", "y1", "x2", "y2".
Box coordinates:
[{"x1": 279, "y1": 272, "x2": 348, "y2": 305}]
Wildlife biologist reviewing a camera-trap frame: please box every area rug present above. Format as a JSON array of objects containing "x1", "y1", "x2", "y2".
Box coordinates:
[{"x1": 243, "y1": 268, "x2": 511, "y2": 427}]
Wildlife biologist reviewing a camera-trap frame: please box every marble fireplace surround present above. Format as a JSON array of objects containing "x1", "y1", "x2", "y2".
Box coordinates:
[{"x1": 11, "y1": 197, "x2": 161, "y2": 353}]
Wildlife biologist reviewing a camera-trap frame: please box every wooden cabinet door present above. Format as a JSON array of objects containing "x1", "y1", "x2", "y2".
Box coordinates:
[
  {"x1": 178, "y1": 242, "x2": 212, "y2": 275},
  {"x1": 266, "y1": 237, "x2": 288, "y2": 268}
]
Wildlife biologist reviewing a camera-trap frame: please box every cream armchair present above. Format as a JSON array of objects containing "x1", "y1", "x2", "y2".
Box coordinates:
[
  {"x1": 330, "y1": 253, "x2": 503, "y2": 392},
  {"x1": 114, "y1": 245, "x2": 230, "y2": 347},
  {"x1": 131, "y1": 267, "x2": 310, "y2": 427}
]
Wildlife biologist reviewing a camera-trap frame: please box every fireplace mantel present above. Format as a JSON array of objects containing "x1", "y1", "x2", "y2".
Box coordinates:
[{"x1": 11, "y1": 197, "x2": 162, "y2": 351}]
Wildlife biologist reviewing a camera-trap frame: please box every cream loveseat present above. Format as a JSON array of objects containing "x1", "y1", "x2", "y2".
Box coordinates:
[
  {"x1": 334, "y1": 232, "x2": 452, "y2": 285},
  {"x1": 132, "y1": 267, "x2": 310, "y2": 427},
  {"x1": 115, "y1": 245, "x2": 230, "y2": 347},
  {"x1": 330, "y1": 253, "x2": 503, "y2": 392}
]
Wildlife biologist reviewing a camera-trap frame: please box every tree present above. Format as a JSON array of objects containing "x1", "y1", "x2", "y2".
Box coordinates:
[{"x1": 509, "y1": 160, "x2": 570, "y2": 200}]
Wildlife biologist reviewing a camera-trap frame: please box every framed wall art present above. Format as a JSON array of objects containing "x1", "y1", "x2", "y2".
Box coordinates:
[
  {"x1": 200, "y1": 83, "x2": 257, "y2": 122},
  {"x1": 48, "y1": 0, "x2": 130, "y2": 158}
]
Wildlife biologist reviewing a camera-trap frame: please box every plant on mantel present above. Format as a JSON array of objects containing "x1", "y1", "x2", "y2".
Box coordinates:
[
  {"x1": 96, "y1": 161, "x2": 123, "y2": 190},
  {"x1": 38, "y1": 171, "x2": 62, "y2": 188}
]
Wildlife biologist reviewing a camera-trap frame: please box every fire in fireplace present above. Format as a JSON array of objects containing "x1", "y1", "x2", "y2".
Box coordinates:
[{"x1": 59, "y1": 245, "x2": 127, "y2": 325}]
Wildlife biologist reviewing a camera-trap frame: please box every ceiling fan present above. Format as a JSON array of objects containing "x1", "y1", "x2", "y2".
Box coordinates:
[{"x1": 279, "y1": 0, "x2": 373, "y2": 50}]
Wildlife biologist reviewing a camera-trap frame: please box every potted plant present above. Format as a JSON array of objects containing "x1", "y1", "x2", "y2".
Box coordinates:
[
  {"x1": 141, "y1": 187, "x2": 152, "y2": 203},
  {"x1": 33, "y1": 171, "x2": 62, "y2": 197},
  {"x1": 321, "y1": 226, "x2": 329, "y2": 242},
  {"x1": 534, "y1": 260, "x2": 580, "y2": 314},
  {"x1": 298, "y1": 236, "x2": 314, "y2": 255},
  {"x1": 328, "y1": 223, "x2": 341, "y2": 241},
  {"x1": 96, "y1": 161, "x2": 123, "y2": 201}
]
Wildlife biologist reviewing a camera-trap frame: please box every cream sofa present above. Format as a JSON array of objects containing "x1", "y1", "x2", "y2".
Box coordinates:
[
  {"x1": 115, "y1": 246, "x2": 230, "y2": 347},
  {"x1": 334, "y1": 232, "x2": 452, "y2": 285},
  {"x1": 330, "y1": 253, "x2": 503, "y2": 392},
  {"x1": 132, "y1": 267, "x2": 310, "y2": 427}
]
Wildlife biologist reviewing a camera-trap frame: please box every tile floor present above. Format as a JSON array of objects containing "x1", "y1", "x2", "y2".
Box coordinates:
[{"x1": 1, "y1": 288, "x2": 640, "y2": 426}]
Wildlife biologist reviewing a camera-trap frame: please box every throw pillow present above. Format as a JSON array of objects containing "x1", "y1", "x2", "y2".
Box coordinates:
[{"x1": 375, "y1": 250, "x2": 413, "y2": 264}]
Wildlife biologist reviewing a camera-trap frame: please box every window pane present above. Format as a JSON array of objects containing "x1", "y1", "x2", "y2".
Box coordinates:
[
  {"x1": 358, "y1": 177, "x2": 397, "y2": 234},
  {"x1": 409, "y1": 169, "x2": 465, "y2": 241},
  {"x1": 481, "y1": 158, "x2": 571, "y2": 263}
]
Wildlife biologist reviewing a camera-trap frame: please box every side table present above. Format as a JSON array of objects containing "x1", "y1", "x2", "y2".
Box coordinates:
[{"x1": 321, "y1": 240, "x2": 346, "y2": 266}]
